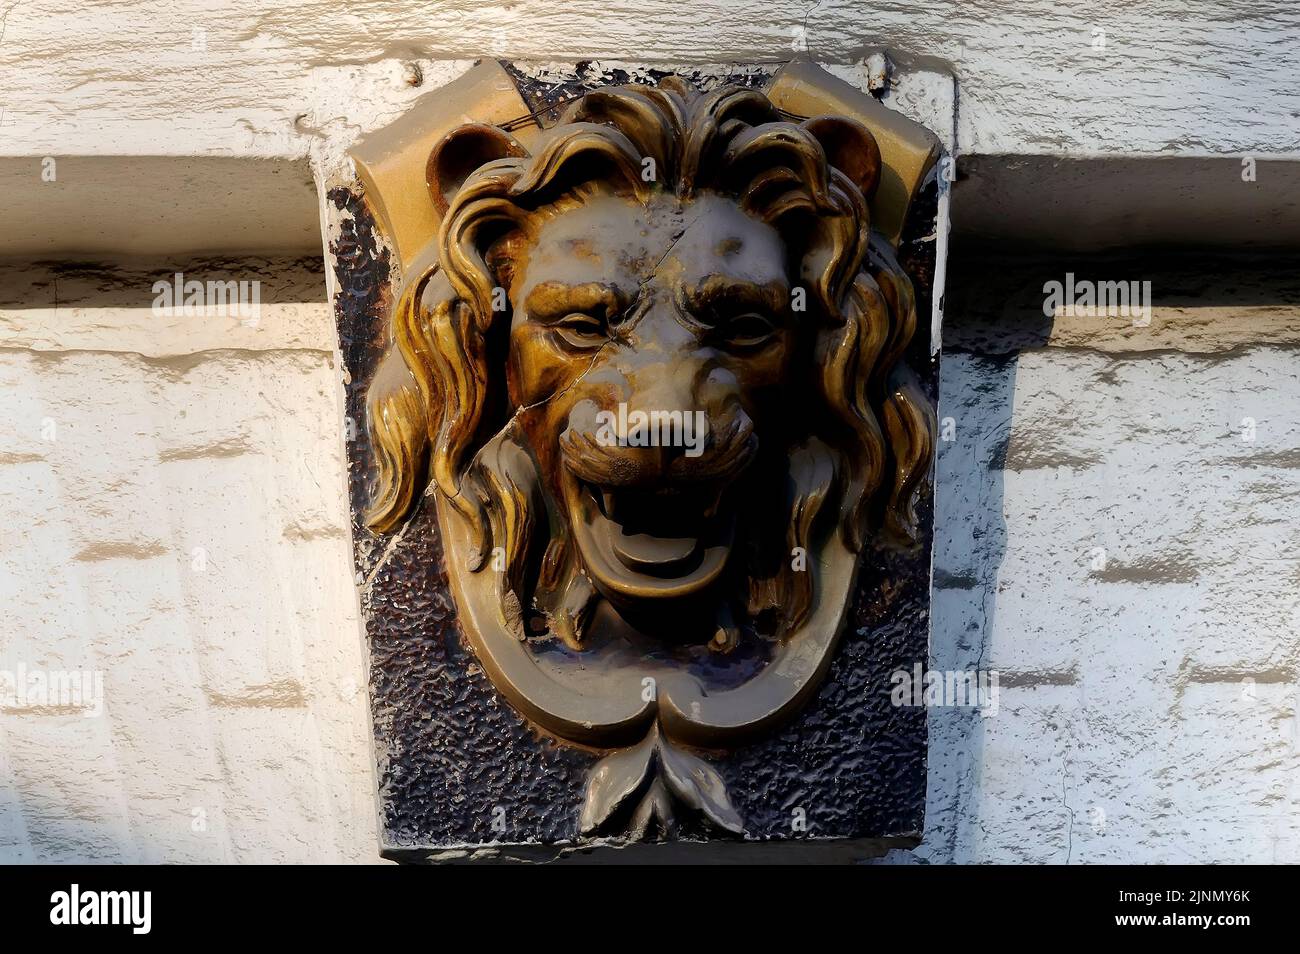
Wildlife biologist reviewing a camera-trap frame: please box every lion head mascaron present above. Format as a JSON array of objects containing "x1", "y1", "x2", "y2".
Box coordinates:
[{"x1": 356, "y1": 70, "x2": 936, "y2": 838}]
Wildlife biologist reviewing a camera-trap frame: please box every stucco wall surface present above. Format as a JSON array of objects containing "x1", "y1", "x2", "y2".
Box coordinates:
[
  {"x1": 3, "y1": 254, "x2": 1298, "y2": 864},
  {"x1": 879, "y1": 255, "x2": 1300, "y2": 864},
  {"x1": 0, "y1": 259, "x2": 383, "y2": 863},
  {"x1": 2, "y1": 1, "x2": 1296, "y2": 160},
  {"x1": 1, "y1": 18, "x2": 1298, "y2": 863}
]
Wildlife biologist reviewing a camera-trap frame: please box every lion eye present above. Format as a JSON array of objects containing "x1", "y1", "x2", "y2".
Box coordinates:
[
  {"x1": 723, "y1": 312, "x2": 776, "y2": 347},
  {"x1": 554, "y1": 313, "x2": 608, "y2": 350}
]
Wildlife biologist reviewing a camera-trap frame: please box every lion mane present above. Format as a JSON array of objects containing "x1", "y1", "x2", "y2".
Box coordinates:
[{"x1": 362, "y1": 76, "x2": 935, "y2": 644}]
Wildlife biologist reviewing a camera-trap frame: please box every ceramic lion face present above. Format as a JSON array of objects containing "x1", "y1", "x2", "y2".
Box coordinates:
[{"x1": 362, "y1": 76, "x2": 934, "y2": 835}]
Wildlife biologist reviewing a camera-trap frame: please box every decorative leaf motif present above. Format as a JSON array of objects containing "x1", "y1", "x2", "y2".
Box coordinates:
[
  {"x1": 580, "y1": 724, "x2": 746, "y2": 839},
  {"x1": 579, "y1": 731, "x2": 656, "y2": 835},
  {"x1": 656, "y1": 737, "x2": 745, "y2": 835}
]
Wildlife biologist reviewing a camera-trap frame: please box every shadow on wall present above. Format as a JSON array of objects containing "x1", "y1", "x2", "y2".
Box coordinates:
[
  {"x1": 0, "y1": 769, "x2": 199, "y2": 864},
  {"x1": 864, "y1": 249, "x2": 1027, "y2": 864},
  {"x1": 886, "y1": 352, "x2": 1018, "y2": 862},
  {"x1": 874, "y1": 245, "x2": 1300, "y2": 864}
]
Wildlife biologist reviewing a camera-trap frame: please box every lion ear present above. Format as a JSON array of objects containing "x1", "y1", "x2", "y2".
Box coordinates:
[
  {"x1": 801, "y1": 115, "x2": 881, "y2": 201},
  {"x1": 426, "y1": 123, "x2": 529, "y2": 215}
]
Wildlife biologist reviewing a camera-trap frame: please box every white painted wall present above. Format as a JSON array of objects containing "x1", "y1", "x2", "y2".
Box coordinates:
[
  {"x1": 9, "y1": 253, "x2": 1294, "y2": 865},
  {"x1": 2, "y1": 4, "x2": 1298, "y2": 863},
  {"x1": 0, "y1": 260, "x2": 383, "y2": 863},
  {"x1": 3, "y1": 2, "x2": 1296, "y2": 160},
  {"x1": 878, "y1": 261, "x2": 1300, "y2": 864}
]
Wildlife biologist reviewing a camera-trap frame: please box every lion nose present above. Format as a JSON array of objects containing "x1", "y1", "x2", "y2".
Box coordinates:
[
  {"x1": 626, "y1": 363, "x2": 698, "y2": 422},
  {"x1": 582, "y1": 357, "x2": 712, "y2": 471}
]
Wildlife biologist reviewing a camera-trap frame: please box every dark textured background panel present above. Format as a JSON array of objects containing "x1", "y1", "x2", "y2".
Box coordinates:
[{"x1": 331, "y1": 63, "x2": 937, "y2": 860}]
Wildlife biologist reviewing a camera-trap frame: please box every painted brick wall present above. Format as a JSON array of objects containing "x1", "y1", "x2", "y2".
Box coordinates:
[
  {"x1": 2, "y1": 33, "x2": 1297, "y2": 861},
  {"x1": 0, "y1": 260, "x2": 382, "y2": 863},
  {"x1": 3, "y1": 256, "x2": 1296, "y2": 864},
  {"x1": 877, "y1": 255, "x2": 1300, "y2": 864}
]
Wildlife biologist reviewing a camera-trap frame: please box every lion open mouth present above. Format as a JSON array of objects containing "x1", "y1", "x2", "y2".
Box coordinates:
[{"x1": 568, "y1": 479, "x2": 734, "y2": 602}]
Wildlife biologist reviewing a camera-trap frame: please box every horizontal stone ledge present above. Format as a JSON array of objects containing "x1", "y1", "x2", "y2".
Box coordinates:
[
  {"x1": 0, "y1": 156, "x2": 321, "y2": 258},
  {"x1": 9, "y1": 152, "x2": 1300, "y2": 267},
  {"x1": 943, "y1": 250, "x2": 1300, "y2": 354},
  {"x1": 0, "y1": 258, "x2": 333, "y2": 356},
  {"x1": 954, "y1": 155, "x2": 1300, "y2": 252}
]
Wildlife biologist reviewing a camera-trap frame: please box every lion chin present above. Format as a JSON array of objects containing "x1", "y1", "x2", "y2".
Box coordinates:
[
  {"x1": 552, "y1": 406, "x2": 759, "y2": 640},
  {"x1": 566, "y1": 476, "x2": 734, "y2": 605},
  {"x1": 450, "y1": 409, "x2": 832, "y2": 659}
]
